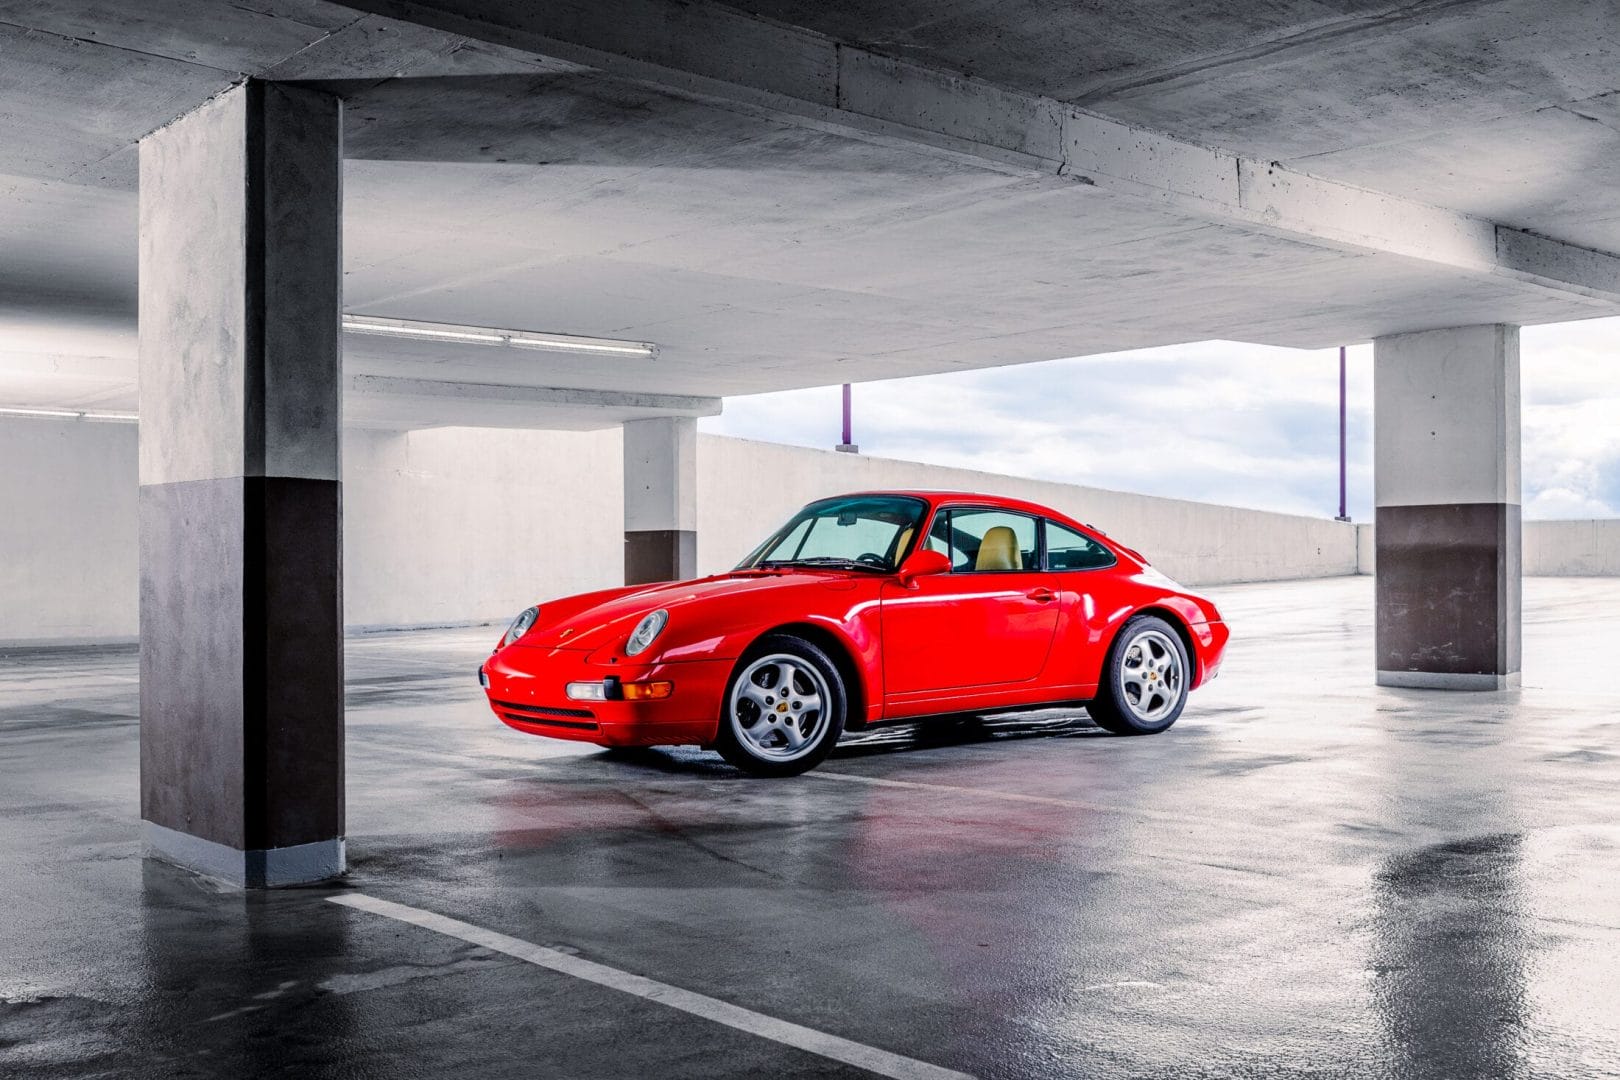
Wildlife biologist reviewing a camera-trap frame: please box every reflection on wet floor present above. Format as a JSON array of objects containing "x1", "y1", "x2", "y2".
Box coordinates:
[
  {"x1": 3, "y1": 576, "x2": 1620, "y2": 1079},
  {"x1": 1371, "y1": 833, "x2": 1529, "y2": 1079}
]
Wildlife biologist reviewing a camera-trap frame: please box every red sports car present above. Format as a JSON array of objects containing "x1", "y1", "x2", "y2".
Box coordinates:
[{"x1": 481, "y1": 491, "x2": 1229, "y2": 776}]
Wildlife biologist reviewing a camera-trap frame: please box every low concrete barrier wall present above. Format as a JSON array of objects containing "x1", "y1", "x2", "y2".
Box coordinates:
[
  {"x1": 699, "y1": 437, "x2": 1359, "y2": 586},
  {"x1": 3, "y1": 416, "x2": 1613, "y2": 643},
  {"x1": 1523, "y1": 520, "x2": 1620, "y2": 576}
]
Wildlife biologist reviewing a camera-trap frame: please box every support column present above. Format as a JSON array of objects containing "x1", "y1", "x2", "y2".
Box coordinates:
[
  {"x1": 623, "y1": 417, "x2": 696, "y2": 584},
  {"x1": 138, "y1": 81, "x2": 344, "y2": 886},
  {"x1": 1374, "y1": 324, "x2": 1520, "y2": 690}
]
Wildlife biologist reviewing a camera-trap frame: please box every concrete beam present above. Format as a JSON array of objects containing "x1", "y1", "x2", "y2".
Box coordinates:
[
  {"x1": 0, "y1": 373, "x2": 724, "y2": 431},
  {"x1": 348, "y1": 374, "x2": 721, "y2": 419},
  {"x1": 258, "y1": 12, "x2": 584, "y2": 83},
  {"x1": 336, "y1": 0, "x2": 1620, "y2": 309}
]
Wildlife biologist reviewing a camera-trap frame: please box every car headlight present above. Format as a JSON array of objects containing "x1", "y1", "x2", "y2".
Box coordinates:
[
  {"x1": 501, "y1": 606, "x2": 539, "y2": 648},
  {"x1": 625, "y1": 609, "x2": 668, "y2": 656}
]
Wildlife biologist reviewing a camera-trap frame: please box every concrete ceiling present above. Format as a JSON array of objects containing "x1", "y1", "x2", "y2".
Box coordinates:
[
  {"x1": 1, "y1": 0, "x2": 1618, "y2": 428},
  {"x1": 724, "y1": 0, "x2": 1620, "y2": 251}
]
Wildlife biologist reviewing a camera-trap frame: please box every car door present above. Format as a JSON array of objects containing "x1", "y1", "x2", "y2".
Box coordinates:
[
  {"x1": 880, "y1": 507, "x2": 1061, "y2": 697},
  {"x1": 1040, "y1": 518, "x2": 1120, "y2": 687}
]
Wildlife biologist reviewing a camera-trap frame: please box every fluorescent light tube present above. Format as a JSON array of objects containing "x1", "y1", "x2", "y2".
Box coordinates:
[
  {"x1": 0, "y1": 406, "x2": 137, "y2": 422},
  {"x1": 0, "y1": 406, "x2": 80, "y2": 419},
  {"x1": 343, "y1": 316, "x2": 505, "y2": 345},
  {"x1": 342, "y1": 315, "x2": 657, "y2": 359},
  {"x1": 506, "y1": 334, "x2": 657, "y2": 357}
]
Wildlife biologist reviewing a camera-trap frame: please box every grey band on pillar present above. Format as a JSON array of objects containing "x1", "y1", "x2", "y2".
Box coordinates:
[{"x1": 625, "y1": 529, "x2": 698, "y2": 584}]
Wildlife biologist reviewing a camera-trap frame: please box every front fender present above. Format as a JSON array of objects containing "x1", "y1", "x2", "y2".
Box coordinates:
[{"x1": 634, "y1": 605, "x2": 884, "y2": 726}]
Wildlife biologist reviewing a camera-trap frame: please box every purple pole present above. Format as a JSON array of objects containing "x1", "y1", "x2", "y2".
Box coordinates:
[
  {"x1": 841, "y1": 383, "x2": 852, "y2": 446},
  {"x1": 1337, "y1": 345, "x2": 1349, "y2": 521}
]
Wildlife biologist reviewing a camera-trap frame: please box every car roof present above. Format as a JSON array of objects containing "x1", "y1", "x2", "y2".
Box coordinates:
[{"x1": 831, "y1": 489, "x2": 1072, "y2": 521}]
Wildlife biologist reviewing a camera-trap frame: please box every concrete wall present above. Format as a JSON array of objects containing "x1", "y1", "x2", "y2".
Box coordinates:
[
  {"x1": 7, "y1": 416, "x2": 1616, "y2": 644},
  {"x1": 698, "y1": 437, "x2": 1359, "y2": 585},
  {"x1": 0, "y1": 418, "x2": 139, "y2": 644},
  {"x1": 343, "y1": 427, "x2": 623, "y2": 630},
  {"x1": 1523, "y1": 520, "x2": 1620, "y2": 576},
  {"x1": 0, "y1": 418, "x2": 622, "y2": 643},
  {"x1": 1356, "y1": 523, "x2": 1376, "y2": 575}
]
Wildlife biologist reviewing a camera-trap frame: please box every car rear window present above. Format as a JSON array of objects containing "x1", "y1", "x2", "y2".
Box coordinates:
[{"x1": 1045, "y1": 520, "x2": 1116, "y2": 571}]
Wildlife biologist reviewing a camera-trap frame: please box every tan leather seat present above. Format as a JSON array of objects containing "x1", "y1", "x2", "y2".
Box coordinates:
[
  {"x1": 893, "y1": 526, "x2": 914, "y2": 561},
  {"x1": 976, "y1": 526, "x2": 1022, "y2": 571}
]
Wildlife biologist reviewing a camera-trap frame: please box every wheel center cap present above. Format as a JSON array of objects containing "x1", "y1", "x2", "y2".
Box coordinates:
[{"x1": 776, "y1": 702, "x2": 789, "y2": 713}]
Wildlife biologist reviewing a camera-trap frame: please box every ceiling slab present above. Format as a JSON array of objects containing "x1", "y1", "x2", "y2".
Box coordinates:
[{"x1": 2, "y1": 0, "x2": 1619, "y2": 429}]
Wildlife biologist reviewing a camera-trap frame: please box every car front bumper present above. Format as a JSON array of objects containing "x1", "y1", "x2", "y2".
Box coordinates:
[{"x1": 482, "y1": 644, "x2": 731, "y2": 747}]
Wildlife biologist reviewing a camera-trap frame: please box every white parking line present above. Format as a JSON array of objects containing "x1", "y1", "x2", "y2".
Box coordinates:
[{"x1": 329, "y1": 893, "x2": 974, "y2": 1080}]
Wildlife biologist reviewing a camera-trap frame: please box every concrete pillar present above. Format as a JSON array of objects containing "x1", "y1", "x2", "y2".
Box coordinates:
[
  {"x1": 623, "y1": 417, "x2": 697, "y2": 583},
  {"x1": 1374, "y1": 324, "x2": 1520, "y2": 690},
  {"x1": 138, "y1": 81, "x2": 345, "y2": 886}
]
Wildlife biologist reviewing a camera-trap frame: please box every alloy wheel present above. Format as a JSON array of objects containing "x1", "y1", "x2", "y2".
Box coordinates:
[
  {"x1": 1120, "y1": 629, "x2": 1184, "y2": 723},
  {"x1": 729, "y1": 653, "x2": 832, "y2": 762}
]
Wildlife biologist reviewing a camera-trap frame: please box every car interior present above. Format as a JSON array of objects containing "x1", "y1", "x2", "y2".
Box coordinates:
[
  {"x1": 925, "y1": 510, "x2": 1038, "y2": 572},
  {"x1": 920, "y1": 509, "x2": 1117, "y2": 573}
]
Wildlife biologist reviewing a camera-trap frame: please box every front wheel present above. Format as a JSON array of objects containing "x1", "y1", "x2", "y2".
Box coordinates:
[
  {"x1": 1086, "y1": 616, "x2": 1189, "y2": 735},
  {"x1": 715, "y1": 634, "x2": 846, "y2": 776}
]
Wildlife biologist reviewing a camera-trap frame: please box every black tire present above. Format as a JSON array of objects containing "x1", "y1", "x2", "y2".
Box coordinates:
[
  {"x1": 715, "y1": 634, "x2": 847, "y2": 777},
  {"x1": 1085, "y1": 615, "x2": 1190, "y2": 736}
]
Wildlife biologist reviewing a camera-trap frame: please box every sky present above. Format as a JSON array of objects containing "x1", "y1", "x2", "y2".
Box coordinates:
[{"x1": 699, "y1": 318, "x2": 1620, "y2": 522}]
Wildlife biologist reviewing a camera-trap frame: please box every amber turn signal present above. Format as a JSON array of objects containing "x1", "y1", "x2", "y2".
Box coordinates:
[{"x1": 620, "y1": 681, "x2": 674, "y2": 701}]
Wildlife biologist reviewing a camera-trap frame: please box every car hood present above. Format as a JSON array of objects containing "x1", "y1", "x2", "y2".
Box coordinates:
[{"x1": 514, "y1": 569, "x2": 866, "y2": 652}]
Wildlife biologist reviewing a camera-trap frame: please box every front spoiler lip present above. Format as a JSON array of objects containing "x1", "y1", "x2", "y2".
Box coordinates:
[{"x1": 483, "y1": 648, "x2": 731, "y2": 747}]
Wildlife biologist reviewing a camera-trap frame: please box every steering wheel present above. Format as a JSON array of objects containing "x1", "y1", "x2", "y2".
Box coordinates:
[{"x1": 855, "y1": 552, "x2": 887, "y2": 568}]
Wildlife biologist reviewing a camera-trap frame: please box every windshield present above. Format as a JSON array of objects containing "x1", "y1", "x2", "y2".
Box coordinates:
[{"x1": 737, "y1": 495, "x2": 928, "y2": 573}]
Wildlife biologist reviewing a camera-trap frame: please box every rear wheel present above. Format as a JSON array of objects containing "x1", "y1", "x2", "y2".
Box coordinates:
[
  {"x1": 715, "y1": 634, "x2": 846, "y2": 776},
  {"x1": 1086, "y1": 616, "x2": 1189, "y2": 735}
]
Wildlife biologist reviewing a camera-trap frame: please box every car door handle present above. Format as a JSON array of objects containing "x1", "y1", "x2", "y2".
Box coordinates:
[{"x1": 1026, "y1": 588, "x2": 1056, "y2": 603}]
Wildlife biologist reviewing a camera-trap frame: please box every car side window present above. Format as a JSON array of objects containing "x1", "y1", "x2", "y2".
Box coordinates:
[
  {"x1": 929, "y1": 509, "x2": 1038, "y2": 572},
  {"x1": 1045, "y1": 520, "x2": 1116, "y2": 571}
]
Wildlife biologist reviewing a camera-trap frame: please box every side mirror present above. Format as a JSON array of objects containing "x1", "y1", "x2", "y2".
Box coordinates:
[{"x1": 897, "y1": 548, "x2": 950, "y2": 587}]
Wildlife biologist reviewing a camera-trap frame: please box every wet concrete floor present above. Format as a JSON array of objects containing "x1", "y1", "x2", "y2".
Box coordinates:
[{"x1": 2, "y1": 576, "x2": 1618, "y2": 1078}]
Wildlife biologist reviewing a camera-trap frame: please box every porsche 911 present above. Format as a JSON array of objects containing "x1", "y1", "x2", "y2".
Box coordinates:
[{"x1": 480, "y1": 491, "x2": 1229, "y2": 776}]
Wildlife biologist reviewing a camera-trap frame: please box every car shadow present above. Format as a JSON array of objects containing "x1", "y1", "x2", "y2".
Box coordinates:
[
  {"x1": 835, "y1": 709, "x2": 1111, "y2": 757},
  {"x1": 584, "y1": 708, "x2": 1113, "y2": 777}
]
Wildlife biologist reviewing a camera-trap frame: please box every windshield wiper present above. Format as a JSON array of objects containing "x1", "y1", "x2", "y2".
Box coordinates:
[{"x1": 756, "y1": 557, "x2": 887, "y2": 573}]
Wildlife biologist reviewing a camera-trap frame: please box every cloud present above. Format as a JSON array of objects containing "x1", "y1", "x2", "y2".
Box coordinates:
[
  {"x1": 1521, "y1": 320, "x2": 1620, "y2": 520},
  {"x1": 702, "y1": 320, "x2": 1620, "y2": 522}
]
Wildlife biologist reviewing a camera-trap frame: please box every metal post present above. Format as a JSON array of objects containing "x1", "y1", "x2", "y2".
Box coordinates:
[
  {"x1": 836, "y1": 383, "x2": 858, "y2": 453},
  {"x1": 1336, "y1": 345, "x2": 1350, "y2": 521}
]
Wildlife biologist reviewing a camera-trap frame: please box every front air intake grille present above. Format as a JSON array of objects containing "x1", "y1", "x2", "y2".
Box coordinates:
[
  {"x1": 502, "y1": 713, "x2": 599, "y2": 731},
  {"x1": 493, "y1": 699, "x2": 596, "y2": 719},
  {"x1": 495, "y1": 700, "x2": 600, "y2": 731}
]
